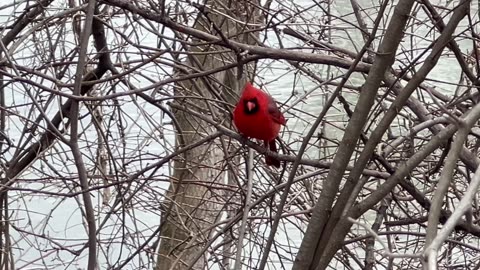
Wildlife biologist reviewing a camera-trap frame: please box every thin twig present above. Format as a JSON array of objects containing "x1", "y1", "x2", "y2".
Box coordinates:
[{"x1": 234, "y1": 149, "x2": 254, "y2": 270}]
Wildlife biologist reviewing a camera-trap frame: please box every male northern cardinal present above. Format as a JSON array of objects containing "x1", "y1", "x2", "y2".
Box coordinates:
[{"x1": 233, "y1": 82, "x2": 286, "y2": 167}]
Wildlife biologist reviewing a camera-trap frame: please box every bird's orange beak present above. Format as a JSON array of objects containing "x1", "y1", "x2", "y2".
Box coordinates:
[{"x1": 246, "y1": 101, "x2": 256, "y2": 112}]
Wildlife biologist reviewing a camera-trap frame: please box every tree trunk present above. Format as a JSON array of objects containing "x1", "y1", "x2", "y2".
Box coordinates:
[{"x1": 156, "y1": 1, "x2": 259, "y2": 269}]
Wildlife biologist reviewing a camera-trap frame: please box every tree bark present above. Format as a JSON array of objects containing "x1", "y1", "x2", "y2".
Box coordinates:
[
  {"x1": 156, "y1": 1, "x2": 259, "y2": 269},
  {"x1": 291, "y1": 0, "x2": 416, "y2": 268}
]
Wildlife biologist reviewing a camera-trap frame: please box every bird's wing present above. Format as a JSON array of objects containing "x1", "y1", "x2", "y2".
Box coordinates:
[{"x1": 267, "y1": 96, "x2": 286, "y2": 125}]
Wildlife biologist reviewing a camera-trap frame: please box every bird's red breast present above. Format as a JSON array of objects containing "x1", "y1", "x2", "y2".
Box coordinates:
[{"x1": 233, "y1": 82, "x2": 286, "y2": 141}]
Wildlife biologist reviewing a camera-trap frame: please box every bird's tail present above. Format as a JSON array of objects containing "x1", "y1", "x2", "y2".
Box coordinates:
[{"x1": 265, "y1": 139, "x2": 281, "y2": 168}]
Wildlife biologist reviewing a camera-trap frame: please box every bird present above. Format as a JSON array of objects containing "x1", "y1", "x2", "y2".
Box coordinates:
[{"x1": 233, "y1": 82, "x2": 286, "y2": 167}]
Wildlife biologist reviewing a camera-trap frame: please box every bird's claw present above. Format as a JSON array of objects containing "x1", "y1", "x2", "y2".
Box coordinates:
[{"x1": 239, "y1": 136, "x2": 249, "y2": 146}]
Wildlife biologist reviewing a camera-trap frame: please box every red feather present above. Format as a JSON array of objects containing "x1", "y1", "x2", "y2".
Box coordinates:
[{"x1": 233, "y1": 82, "x2": 286, "y2": 167}]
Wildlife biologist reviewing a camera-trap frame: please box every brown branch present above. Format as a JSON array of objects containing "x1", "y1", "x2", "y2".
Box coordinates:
[
  {"x1": 293, "y1": 0, "x2": 416, "y2": 268},
  {"x1": 68, "y1": 1, "x2": 98, "y2": 269},
  {"x1": 2, "y1": 0, "x2": 55, "y2": 47},
  {"x1": 7, "y1": 10, "x2": 111, "y2": 180},
  {"x1": 100, "y1": 0, "x2": 371, "y2": 72},
  {"x1": 421, "y1": 0, "x2": 480, "y2": 88}
]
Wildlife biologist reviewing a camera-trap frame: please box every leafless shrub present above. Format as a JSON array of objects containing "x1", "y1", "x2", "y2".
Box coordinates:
[{"x1": 0, "y1": 0, "x2": 480, "y2": 269}]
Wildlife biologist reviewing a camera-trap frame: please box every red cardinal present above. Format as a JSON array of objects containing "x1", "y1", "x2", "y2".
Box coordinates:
[{"x1": 233, "y1": 82, "x2": 286, "y2": 167}]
